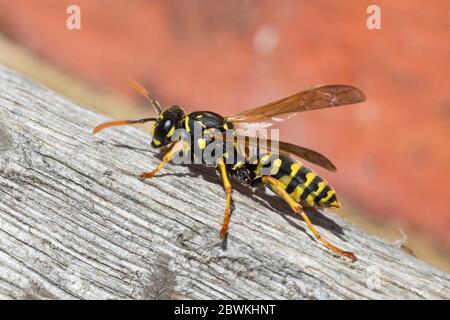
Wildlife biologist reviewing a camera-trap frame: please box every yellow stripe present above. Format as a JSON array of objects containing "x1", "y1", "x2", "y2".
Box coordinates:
[
  {"x1": 270, "y1": 159, "x2": 282, "y2": 175},
  {"x1": 278, "y1": 175, "x2": 293, "y2": 187},
  {"x1": 153, "y1": 139, "x2": 161, "y2": 146},
  {"x1": 256, "y1": 154, "x2": 272, "y2": 173},
  {"x1": 166, "y1": 126, "x2": 175, "y2": 138},
  {"x1": 315, "y1": 181, "x2": 326, "y2": 195},
  {"x1": 223, "y1": 123, "x2": 229, "y2": 130},
  {"x1": 232, "y1": 162, "x2": 243, "y2": 170},
  {"x1": 197, "y1": 138, "x2": 206, "y2": 150},
  {"x1": 185, "y1": 116, "x2": 190, "y2": 133},
  {"x1": 291, "y1": 162, "x2": 302, "y2": 176},
  {"x1": 195, "y1": 114, "x2": 203, "y2": 119},
  {"x1": 261, "y1": 154, "x2": 271, "y2": 163},
  {"x1": 278, "y1": 162, "x2": 302, "y2": 187},
  {"x1": 290, "y1": 186, "x2": 304, "y2": 203},
  {"x1": 330, "y1": 200, "x2": 341, "y2": 208},
  {"x1": 320, "y1": 190, "x2": 335, "y2": 203},
  {"x1": 304, "y1": 172, "x2": 317, "y2": 187},
  {"x1": 305, "y1": 194, "x2": 315, "y2": 205}
]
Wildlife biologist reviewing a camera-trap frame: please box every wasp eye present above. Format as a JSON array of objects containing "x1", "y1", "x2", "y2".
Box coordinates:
[{"x1": 162, "y1": 119, "x2": 172, "y2": 131}]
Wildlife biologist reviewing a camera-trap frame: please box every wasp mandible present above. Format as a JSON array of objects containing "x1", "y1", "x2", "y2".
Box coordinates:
[{"x1": 93, "y1": 80, "x2": 365, "y2": 261}]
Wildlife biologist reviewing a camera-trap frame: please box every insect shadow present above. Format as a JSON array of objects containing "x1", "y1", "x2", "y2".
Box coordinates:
[{"x1": 181, "y1": 160, "x2": 346, "y2": 242}]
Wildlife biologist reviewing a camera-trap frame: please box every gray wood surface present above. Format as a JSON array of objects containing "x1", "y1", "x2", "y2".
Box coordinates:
[{"x1": 0, "y1": 65, "x2": 448, "y2": 300}]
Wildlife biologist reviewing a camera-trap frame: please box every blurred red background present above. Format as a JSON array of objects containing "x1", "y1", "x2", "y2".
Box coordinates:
[{"x1": 0, "y1": 1, "x2": 449, "y2": 256}]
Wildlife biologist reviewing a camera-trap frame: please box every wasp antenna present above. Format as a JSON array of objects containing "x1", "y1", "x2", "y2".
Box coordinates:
[
  {"x1": 128, "y1": 79, "x2": 162, "y2": 115},
  {"x1": 93, "y1": 118, "x2": 156, "y2": 135}
]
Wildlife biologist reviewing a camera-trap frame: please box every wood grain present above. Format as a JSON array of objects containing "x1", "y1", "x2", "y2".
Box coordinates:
[{"x1": 0, "y1": 65, "x2": 449, "y2": 300}]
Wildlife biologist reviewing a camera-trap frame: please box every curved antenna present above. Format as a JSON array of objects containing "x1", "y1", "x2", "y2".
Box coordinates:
[
  {"x1": 93, "y1": 117, "x2": 156, "y2": 135},
  {"x1": 128, "y1": 79, "x2": 162, "y2": 115}
]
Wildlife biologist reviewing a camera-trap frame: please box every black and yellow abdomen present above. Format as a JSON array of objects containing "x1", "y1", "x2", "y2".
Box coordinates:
[{"x1": 254, "y1": 154, "x2": 341, "y2": 208}]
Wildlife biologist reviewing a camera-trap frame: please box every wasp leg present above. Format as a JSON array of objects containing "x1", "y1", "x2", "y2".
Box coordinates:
[
  {"x1": 262, "y1": 176, "x2": 357, "y2": 262},
  {"x1": 139, "y1": 140, "x2": 188, "y2": 180},
  {"x1": 216, "y1": 159, "x2": 232, "y2": 239}
]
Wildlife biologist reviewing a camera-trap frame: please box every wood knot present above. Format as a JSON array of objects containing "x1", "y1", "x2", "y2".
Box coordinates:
[{"x1": 0, "y1": 123, "x2": 12, "y2": 152}]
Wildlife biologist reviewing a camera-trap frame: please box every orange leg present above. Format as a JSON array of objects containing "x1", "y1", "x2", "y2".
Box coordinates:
[
  {"x1": 217, "y1": 159, "x2": 232, "y2": 239},
  {"x1": 262, "y1": 176, "x2": 357, "y2": 262},
  {"x1": 139, "y1": 140, "x2": 188, "y2": 180}
]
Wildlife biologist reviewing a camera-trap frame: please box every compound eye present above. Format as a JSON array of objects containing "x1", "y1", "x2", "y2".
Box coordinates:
[{"x1": 162, "y1": 119, "x2": 172, "y2": 132}]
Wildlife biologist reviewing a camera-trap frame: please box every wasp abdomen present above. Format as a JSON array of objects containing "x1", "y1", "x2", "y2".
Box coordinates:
[{"x1": 255, "y1": 155, "x2": 340, "y2": 208}]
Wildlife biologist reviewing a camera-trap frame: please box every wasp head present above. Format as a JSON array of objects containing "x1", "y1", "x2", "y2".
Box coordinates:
[{"x1": 151, "y1": 105, "x2": 185, "y2": 148}]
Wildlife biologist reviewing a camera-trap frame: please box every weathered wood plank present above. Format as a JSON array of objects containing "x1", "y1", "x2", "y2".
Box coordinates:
[{"x1": 0, "y1": 65, "x2": 449, "y2": 300}]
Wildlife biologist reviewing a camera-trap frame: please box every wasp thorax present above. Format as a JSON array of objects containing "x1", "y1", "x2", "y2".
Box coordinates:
[{"x1": 151, "y1": 106, "x2": 185, "y2": 148}]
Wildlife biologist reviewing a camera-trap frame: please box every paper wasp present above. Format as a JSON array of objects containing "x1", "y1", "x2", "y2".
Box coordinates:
[{"x1": 93, "y1": 80, "x2": 365, "y2": 261}]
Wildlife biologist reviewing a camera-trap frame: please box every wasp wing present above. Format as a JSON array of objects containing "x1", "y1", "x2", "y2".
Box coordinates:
[
  {"x1": 243, "y1": 136, "x2": 337, "y2": 171},
  {"x1": 227, "y1": 85, "x2": 365, "y2": 126},
  {"x1": 207, "y1": 130, "x2": 337, "y2": 171},
  {"x1": 276, "y1": 140, "x2": 336, "y2": 171}
]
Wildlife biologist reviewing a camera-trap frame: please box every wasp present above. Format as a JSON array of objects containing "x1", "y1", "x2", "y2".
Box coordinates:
[{"x1": 93, "y1": 80, "x2": 365, "y2": 261}]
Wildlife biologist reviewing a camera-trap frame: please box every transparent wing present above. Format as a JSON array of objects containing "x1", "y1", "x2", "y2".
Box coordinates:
[
  {"x1": 227, "y1": 84, "x2": 365, "y2": 127},
  {"x1": 275, "y1": 140, "x2": 336, "y2": 171},
  {"x1": 208, "y1": 131, "x2": 337, "y2": 171}
]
